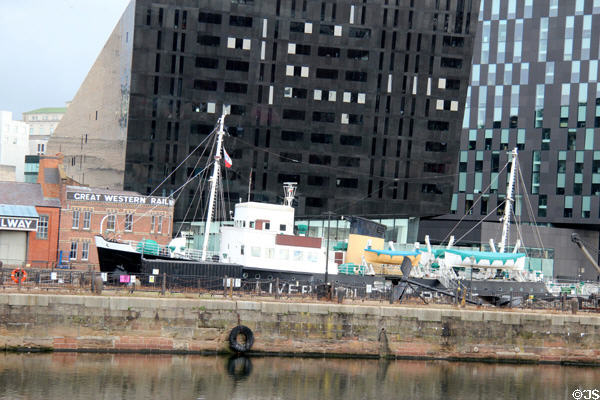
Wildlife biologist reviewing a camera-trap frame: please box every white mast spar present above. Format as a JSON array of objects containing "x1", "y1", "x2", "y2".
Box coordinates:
[
  {"x1": 499, "y1": 147, "x2": 518, "y2": 253},
  {"x1": 201, "y1": 114, "x2": 226, "y2": 260}
]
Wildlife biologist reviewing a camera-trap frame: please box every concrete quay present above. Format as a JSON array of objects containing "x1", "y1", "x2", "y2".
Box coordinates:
[{"x1": 0, "y1": 293, "x2": 598, "y2": 365}]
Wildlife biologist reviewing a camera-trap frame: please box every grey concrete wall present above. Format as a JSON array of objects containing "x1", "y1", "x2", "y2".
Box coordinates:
[{"x1": 0, "y1": 294, "x2": 598, "y2": 365}]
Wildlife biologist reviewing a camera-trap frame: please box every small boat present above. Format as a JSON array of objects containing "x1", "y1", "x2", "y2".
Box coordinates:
[{"x1": 363, "y1": 248, "x2": 422, "y2": 267}]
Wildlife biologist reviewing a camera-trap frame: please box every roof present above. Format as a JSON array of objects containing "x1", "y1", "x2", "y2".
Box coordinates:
[
  {"x1": 23, "y1": 107, "x2": 67, "y2": 114},
  {"x1": 0, "y1": 182, "x2": 60, "y2": 208},
  {"x1": 0, "y1": 204, "x2": 39, "y2": 218}
]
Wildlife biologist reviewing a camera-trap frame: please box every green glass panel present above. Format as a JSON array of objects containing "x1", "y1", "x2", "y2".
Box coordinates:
[
  {"x1": 459, "y1": 173, "x2": 466, "y2": 191},
  {"x1": 582, "y1": 196, "x2": 591, "y2": 211},
  {"x1": 585, "y1": 129, "x2": 594, "y2": 150},
  {"x1": 564, "y1": 196, "x2": 573, "y2": 208},
  {"x1": 557, "y1": 173, "x2": 565, "y2": 187}
]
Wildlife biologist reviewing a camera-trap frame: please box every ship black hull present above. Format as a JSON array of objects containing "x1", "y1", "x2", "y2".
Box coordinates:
[{"x1": 96, "y1": 246, "x2": 551, "y2": 302}]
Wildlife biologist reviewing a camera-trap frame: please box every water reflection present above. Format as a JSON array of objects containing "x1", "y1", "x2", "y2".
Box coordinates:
[
  {"x1": 0, "y1": 353, "x2": 597, "y2": 400},
  {"x1": 226, "y1": 356, "x2": 253, "y2": 382}
]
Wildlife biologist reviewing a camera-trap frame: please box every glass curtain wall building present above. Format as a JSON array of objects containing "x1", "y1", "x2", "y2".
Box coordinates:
[{"x1": 425, "y1": 0, "x2": 600, "y2": 280}]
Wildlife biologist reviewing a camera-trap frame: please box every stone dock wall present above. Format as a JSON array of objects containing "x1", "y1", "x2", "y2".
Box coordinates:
[{"x1": 0, "y1": 293, "x2": 599, "y2": 365}]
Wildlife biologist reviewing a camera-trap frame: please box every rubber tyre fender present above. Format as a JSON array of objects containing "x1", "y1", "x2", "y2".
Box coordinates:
[{"x1": 228, "y1": 325, "x2": 254, "y2": 353}]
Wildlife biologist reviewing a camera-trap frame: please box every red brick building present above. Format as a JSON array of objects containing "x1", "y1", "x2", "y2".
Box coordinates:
[
  {"x1": 0, "y1": 155, "x2": 174, "y2": 270},
  {"x1": 0, "y1": 182, "x2": 60, "y2": 268},
  {"x1": 57, "y1": 185, "x2": 174, "y2": 269}
]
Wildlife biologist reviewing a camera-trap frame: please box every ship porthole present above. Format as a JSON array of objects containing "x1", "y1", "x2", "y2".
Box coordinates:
[
  {"x1": 290, "y1": 276, "x2": 295, "y2": 281},
  {"x1": 255, "y1": 273, "x2": 260, "y2": 279},
  {"x1": 242, "y1": 273, "x2": 248, "y2": 279},
  {"x1": 267, "y1": 275, "x2": 273, "y2": 280}
]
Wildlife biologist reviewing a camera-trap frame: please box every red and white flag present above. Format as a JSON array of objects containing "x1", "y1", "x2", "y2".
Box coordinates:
[{"x1": 223, "y1": 147, "x2": 232, "y2": 168}]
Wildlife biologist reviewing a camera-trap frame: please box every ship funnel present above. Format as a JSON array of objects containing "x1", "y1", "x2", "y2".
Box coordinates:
[{"x1": 283, "y1": 182, "x2": 297, "y2": 207}]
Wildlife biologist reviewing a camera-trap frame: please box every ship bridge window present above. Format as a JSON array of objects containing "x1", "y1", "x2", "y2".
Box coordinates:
[
  {"x1": 251, "y1": 246, "x2": 261, "y2": 257},
  {"x1": 293, "y1": 250, "x2": 304, "y2": 261},
  {"x1": 240, "y1": 245, "x2": 244, "y2": 255},
  {"x1": 307, "y1": 252, "x2": 318, "y2": 263},
  {"x1": 250, "y1": 221, "x2": 255, "y2": 228},
  {"x1": 265, "y1": 248, "x2": 274, "y2": 258},
  {"x1": 280, "y1": 224, "x2": 286, "y2": 231},
  {"x1": 265, "y1": 222, "x2": 270, "y2": 230}
]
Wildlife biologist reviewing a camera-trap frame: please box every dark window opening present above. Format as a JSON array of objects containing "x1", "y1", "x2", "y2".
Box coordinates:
[
  {"x1": 309, "y1": 154, "x2": 331, "y2": 165},
  {"x1": 197, "y1": 34, "x2": 220, "y2": 46},
  {"x1": 425, "y1": 142, "x2": 447, "y2": 152},
  {"x1": 347, "y1": 49, "x2": 369, "y2": 60},
  {"x1": 295, "y1": 44, "x2": 311, "y2": 55},
  {"x1": 311, "y1": 133, "x2": 332, "y2": 144},
  {"x1": 421, "y1": 184, "x2": 443, "y2": 194},
  {"x1": 318, "y1": 46, "x2": 341, "y2": 57},
  {"x1": 349, "y1": 27, "x2": 370, "y2": 38},
  {"x1": 199, "y1": 12, "x2": 222, "y2": 24},
  {"x1": 191, "y1": 123, "x2": 214, "y2": 135},
  {"x1": 336, "y1": 178, "x2": 358, "y2": 188},
  {"x1": 290, "y1": 21, "x2": 304, "y2": 32},
  {"x1": 224, "y1": 82, "x2": 248, "y2": 93},
  {"x1": 229, "y1": 15, "x2": 253, "y2": 27},
  {"x1": 226, "y1": 60, "x2": 250, "y2": 71},
  {"x1": 441, "y1": 57, "x2": 463, "y2": 68},
  {"x1": 345, "y1": 71, "x2": 368, "y2": 82},
  {"x1": 427, "y1": 120, "x2": 450, "y2": 131},
  {"x1": 340, "y1": 135, "x2": 362, "y2": 146},
  {"x1": 282, "y1": 109, "x2": 306, "y2": 120},
  {"x1": 316, "y1": 68, "x2": 338, "y2": 79},
  {"x1": 319, "y1": 24, "x2": 334, "y2": 35},
  {"x1": 338, "y1": 156, "x2": 360, "y2": 167},
  {"x1": 424, "y1": 163, "x2": 446, "y2": 173},
  {"x1": 280, "y1": 152, "x2": 302, "y2": 162},
  {"x1": 446, "y1": 79, "x2": 461, "y2": 90},
  {"x1": 306, "y1": 197, "x2": 325, "y2": 207},
  {"x1": 443, "y1": 36, "x2": 464, "y2": 47},
  {"x1": 312, "y1": 111, "x2": 335, "y2": 123}
]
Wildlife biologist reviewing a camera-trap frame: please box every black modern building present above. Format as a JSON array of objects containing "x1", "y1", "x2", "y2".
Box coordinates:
[
  {"x1": 421, "y1": 0, "x2": 600, "y2": 280},
  {"x1": 49, "y1": 0, "x2": 478, "y2": 221}
]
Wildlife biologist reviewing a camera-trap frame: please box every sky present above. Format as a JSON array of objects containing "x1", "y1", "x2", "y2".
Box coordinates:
[{"x1": 0, "y1": 0, "x2": 131, "y2": 119}]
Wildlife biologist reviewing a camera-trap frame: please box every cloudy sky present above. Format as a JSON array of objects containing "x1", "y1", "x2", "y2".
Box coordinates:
[{"x1": 0, "y1": 0, "x2": 131, "y2": 119}]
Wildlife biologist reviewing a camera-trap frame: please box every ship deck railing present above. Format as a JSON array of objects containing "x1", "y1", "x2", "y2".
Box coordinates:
[{"x1": 117, "y1": 239, "x2": 219, "y2": 262}]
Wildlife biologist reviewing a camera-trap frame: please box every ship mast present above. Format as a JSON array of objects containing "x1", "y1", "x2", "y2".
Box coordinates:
[
  {"x1": 499, "y1": 147, "x2": 518, "y2": 253},
  {"x1": 201, "y1": 114, "x2": 226, "y2": 260}
]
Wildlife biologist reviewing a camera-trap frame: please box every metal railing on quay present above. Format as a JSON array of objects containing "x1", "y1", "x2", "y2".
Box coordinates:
[{"x1": 0, "y1": 266, "x2": 598, "y2": 312}]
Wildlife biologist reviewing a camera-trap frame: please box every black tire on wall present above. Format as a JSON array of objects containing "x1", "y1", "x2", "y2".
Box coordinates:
[{"x1": 228, "y1": 325, "x2": 254, "y2": 353}]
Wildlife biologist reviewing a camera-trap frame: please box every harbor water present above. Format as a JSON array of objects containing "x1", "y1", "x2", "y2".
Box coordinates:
[{"x1": 0, "y1": 353, "x2": 598, "y2": 399}]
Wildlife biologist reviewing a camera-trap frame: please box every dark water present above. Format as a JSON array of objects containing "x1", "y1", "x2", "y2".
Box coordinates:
[{"x1": 0, "y1": 353, "x2": 597, "y2": 399}]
